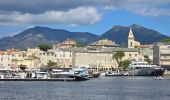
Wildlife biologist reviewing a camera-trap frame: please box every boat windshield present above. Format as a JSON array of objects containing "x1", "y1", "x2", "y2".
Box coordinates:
[{"x1": 134, "y1": 62, "x2": 149, "y2": 65}]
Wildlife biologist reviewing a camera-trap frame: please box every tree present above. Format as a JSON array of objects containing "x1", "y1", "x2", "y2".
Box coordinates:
[
  {"x1": 122, "y1": 59, "x2": 131, "y2": 70},
  {"x1": 76, "y1": 43, "x2": 85, "y2": 47},
  {"x1": 38, "y1": 44, "x2": 52, "y2": 51},
  {"x1": 160, "y1": 38, "x2": 170, "y2": 42},
  {"x1": 47, "y1": 60, "x2": 57, "y2": 72},
  {"x1": 112, "y1": 51, "x2": 125, "y2": 67},
  {"x1": 47, "y1": 60, "x2": 56, "y2": 67},
  {"x1": 144, "y1": 56, "x2": 152, "y2": 64}
]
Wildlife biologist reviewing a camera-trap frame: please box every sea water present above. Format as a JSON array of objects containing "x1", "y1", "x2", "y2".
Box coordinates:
[{"x1": 0, "y1": 77, "x2": 170, "y2": 100}]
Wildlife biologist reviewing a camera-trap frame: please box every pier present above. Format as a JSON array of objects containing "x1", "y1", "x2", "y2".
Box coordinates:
[{"x1": 0, "y1": 78, "x2": 76, "y2": 81}]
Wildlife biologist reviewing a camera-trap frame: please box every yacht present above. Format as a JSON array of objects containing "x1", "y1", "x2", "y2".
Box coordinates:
[{"x1": 128, "y1": 61, "x2": 165, "y2": 76}]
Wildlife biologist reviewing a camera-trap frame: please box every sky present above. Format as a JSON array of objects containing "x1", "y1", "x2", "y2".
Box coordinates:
[{"x1": 0, "y1": 0, "x2": 170, "y2": 38}]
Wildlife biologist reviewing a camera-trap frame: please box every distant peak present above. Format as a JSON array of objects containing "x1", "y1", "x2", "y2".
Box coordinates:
[
  {"x1": 130, "y1": 24, "x2": 144, "y2": 28},
  {"x1": 112, "y1": 25, "x2": 127, "y2": 30},
  {"x1": 33, "y1": 26, "x2": 49, "y2": 29}
]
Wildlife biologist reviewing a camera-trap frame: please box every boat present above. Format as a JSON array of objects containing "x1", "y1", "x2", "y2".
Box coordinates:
[
  {"x1": 128, "y1": 60, "x2": 165, "y2": 76},
  {"x1": 154, "y1": 76, "x2": 164, "y2": 80},
  {"x1": 87, "y1": 68, "x2": 100, "y2": 78},
  {"x1": 50, "y1": 69, "x2": 71, "y2": 78},
  {"x1": 105, "y1": 70, "x2": 124, "y2": 76},
  {"x1": 35, "y1": 71, "x2": 48, "y2": 79},
  {"x1": 50, "y1": 68, "x2": 90, "y2": 81},
  {"x1": 69, "y1": 67, "x2": 90, "y2": 81}
]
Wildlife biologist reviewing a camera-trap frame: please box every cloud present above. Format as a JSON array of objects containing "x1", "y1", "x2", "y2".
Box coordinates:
[
  {"x1": 0, "y1": 7, "x2": 101, "y2": 26},
  {"x1": 123, "y1": 0, "x2": 170, "y2": 16},
  {"x1": 0, "y1": 0, "x2": 169, "y2": 26}
]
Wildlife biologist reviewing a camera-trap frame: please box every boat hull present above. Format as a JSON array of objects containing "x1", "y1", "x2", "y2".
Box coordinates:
[
  {"x1": 128, "y1": 67, "x2": 165, "y2": 76},
  {"x1": 69, "y1": 75, "x2": 89, "y2": 81},
  {"x1": 105, "y1": 73, "x2": 124, "y2": 76}
]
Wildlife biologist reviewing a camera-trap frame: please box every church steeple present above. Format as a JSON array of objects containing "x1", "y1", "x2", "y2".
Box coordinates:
[
  {"x1": 128, "y1": 28, "x2": 134, "y2": 39},
  {"x1": 128, "y1": 28, "x2": 135, "y2": 48}
]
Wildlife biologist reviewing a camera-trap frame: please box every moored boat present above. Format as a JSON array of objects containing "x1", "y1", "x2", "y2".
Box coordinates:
[
  {"x1": 128, "y1": 60, "x2": 165, "y2": 76},
  {"x1": 105, "y1": 70, "x2": 124, "y2": 76}
]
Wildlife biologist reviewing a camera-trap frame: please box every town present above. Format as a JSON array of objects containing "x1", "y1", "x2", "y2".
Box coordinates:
[{"x1": 0, "y1": 28, "x2": 168, "y2": 80}]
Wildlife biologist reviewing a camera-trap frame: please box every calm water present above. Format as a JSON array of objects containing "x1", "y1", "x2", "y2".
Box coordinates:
[{"x1": 0, "y1": 77, "x2": 170, "y2": 100}]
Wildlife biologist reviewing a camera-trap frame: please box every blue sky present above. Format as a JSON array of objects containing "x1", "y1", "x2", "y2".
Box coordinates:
[{"x1": 0, "y1": 0, "x2": 170, "y2": 38}]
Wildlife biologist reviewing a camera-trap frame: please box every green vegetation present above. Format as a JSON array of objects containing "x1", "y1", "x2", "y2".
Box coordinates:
[
  {"x1": 160, "y1": 38, "x2": 170, "y2": 42},
  {"x1": 144, "y1": 56, "x2": 152, "y2": 64},
  {"x1": 112, "y1": 51, "x2": 125, "y2": 67},
  {"x1": 38, "y1": 44, "x2": 52, "y2": 51},
  {"x1": 76, "y1": 43, "x2": 85, "y2": 47},
  {"x1": 122, "y1": 59, "x2": 131, "y2": 70},
  {"x1": 47, "y1": 60, "x2": 57, "y2": 67}
]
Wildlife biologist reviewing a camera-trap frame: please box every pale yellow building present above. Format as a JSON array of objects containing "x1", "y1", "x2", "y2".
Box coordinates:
[
  {"x1": 53, "y1": 39, "x2": 77, "y2": 49},
  {"x1": 72, "y1": 47, "x2": 140, "y2": 71},
  {"x1": 89, "y1": 39, "x2": 119, "y2": 48},
  {"x1": 11, "y1": 48, "x2": 41, "y2": 70},
  {"x1": 36, "y1": 48, "x2": 73, "y2": 68}
]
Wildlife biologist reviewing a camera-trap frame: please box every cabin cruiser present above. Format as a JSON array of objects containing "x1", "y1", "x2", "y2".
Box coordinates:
[
  {"x1": 35, "y1": 69, "x2": 48, "y2": 79},
  {"x1": 50, "y1": 68, "x2": 89, "y2": 81},
  {"x1": 69, "y1": 67, "x2": 89, "y2": 81},
  {"x1": 128, "y1": 61, "x2": 165, "y2": 76},
  {"x1": 50, "y1": 69, "x2": 71, "y2": 78}
]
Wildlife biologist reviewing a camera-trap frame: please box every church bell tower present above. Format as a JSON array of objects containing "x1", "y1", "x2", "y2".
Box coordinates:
[{"x1": 128, "y1": 28, "x2": 135, "y2": 48}]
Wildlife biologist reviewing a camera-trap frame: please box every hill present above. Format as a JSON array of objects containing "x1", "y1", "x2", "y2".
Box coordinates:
[{"x1": 0, "y1": 26, "x2": 97, "y2": 50}]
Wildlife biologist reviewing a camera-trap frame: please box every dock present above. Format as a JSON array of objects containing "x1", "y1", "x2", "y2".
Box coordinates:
[{"x1": 0, "y1": 78, "x2": 76, "y2": 81}]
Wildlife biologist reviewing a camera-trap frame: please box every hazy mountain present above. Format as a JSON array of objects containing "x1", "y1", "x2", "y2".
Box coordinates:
[{"x1": 0, "y1": 26, "x2": 97, "y2": 50}]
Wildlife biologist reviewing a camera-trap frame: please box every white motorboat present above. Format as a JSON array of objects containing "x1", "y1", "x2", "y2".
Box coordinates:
[{"x1": 128, "y1": 60, "x2": 165, "y2": 76}]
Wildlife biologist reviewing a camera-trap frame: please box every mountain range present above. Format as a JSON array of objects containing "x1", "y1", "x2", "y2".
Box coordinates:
[{"x1": 0, "y1": 24, "x2": 168, "y2": 50}]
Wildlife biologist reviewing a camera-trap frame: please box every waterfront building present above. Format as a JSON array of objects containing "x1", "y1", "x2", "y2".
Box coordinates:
[
  {"x1": 35, "y1": 50, "x2": 56, "y2": 67},
  {"x1": 136, "y1": 45, "x2": 153, "y2": 63},
  {"x1": 153, "y1": 42, "x2": 170, "y2": 70},
  {"x1": 0, "y1": 50, "x2": 12, "y2": 69},
  {"x1": 53, "y1": 48, "x2": 73, "y2": 68},
  {"x1": 128, "y1": 28, "x2": 140, "y2": 48},
  {"x1": 12, "y1": 49, "x2": 41, "y2": 70},
  {"x1": 36, "y1": 48, "x2": 73, "y2": 68},
  {"x1": 53, "y1": 39, "x2": 76, "y2": 49},
  {"x1": 72, "y1": 47, "x2": 140, "y2": 71},
  {"x1": 89, "y1": 39, "x2": 119, "y2": 48}
]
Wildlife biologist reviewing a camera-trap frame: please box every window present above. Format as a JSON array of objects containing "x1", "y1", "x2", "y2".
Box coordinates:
[
  {"x1": 135, "y1": 54, "x2": 137, "y2": 57},
  {"x1": 130, "y1": 42, "x2": 132, "y2": 46},
  {"x1": 129, "y1": 54, "x2": 132, "y2": 57}
]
